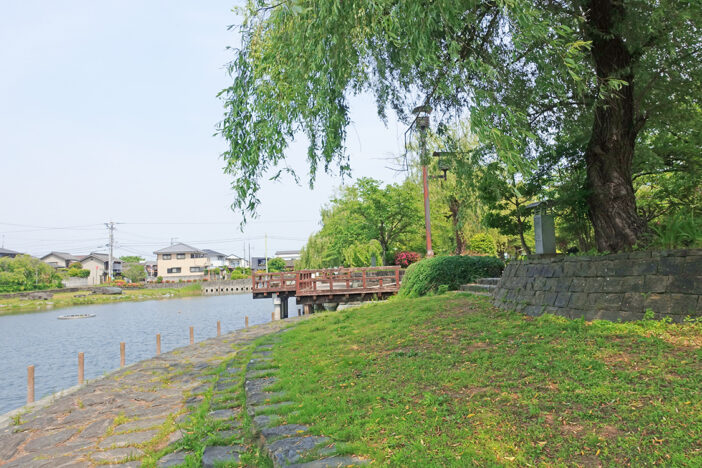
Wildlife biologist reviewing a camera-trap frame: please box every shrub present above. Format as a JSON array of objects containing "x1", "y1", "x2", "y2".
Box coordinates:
[
  {"x1": 398, "y1": 255, "x2": 504, "y2": 297},
  {"x1": 394, "y1": 251, "x2": 421, "y2": 268},
  {"x1": 267, "y1": 257, "x2": 287, "y2": 272},
  {"x1": 67, "y1": 268, "x2": 91, "y2": 278},
  {"x1": 469, "y1": 233, "x2": 497, "y2": 255},
  {"x1": 156, "y1": 276, "x2": 163, "y2": 283}
]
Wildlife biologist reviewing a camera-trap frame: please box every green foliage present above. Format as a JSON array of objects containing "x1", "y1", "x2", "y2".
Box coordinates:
[
  {"x1": 67, "y1": 268, "x2": 91, "y2": 278},
  {"x1": 123, "y1": 263, "x2": 146, "y2": 283},
  {"x1": 468, "y1": 233, "x2": 497, "y2": 256},
  {"x1": 398, "y1": 255, "x2": 503, "y2": 297},
  {"x1": 650, "y1": 209, "x2": 702, "y2": 249},
  {"x1": 119, "y1": 256, "x2": 144, "y2": 263},
  {"x1": 156, "y1": 276, "x2": 163, "y2": 284},
  {"x1": 267, "y1": 257, "x2": 287, "y2": 272},
  {"x1": 220, "y1": 0, "x2": 702, "y2": 252},
  {"x1": 0, "y1": 255, "x2": 62, "y2": 292},
  {"x1": 298, "y1": 178, "x2": 423, "y2": 267},
  {"x1": 342, "y1": 240, "x2": 383, "y2": 267},
  {"x1": 230, "y1": 267, "x2": 251, "y2": 280},
  {"x1": 68, "y1": 262, "x2": 83, "y2": 270},
  {"x1": 477, "y1": 162, "x2": 538, "y2": 255}
]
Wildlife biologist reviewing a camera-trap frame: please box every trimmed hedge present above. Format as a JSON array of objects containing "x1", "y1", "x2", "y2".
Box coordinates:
[{"x1": 398, "y1": 255, "x2": 504, "y2": 297}]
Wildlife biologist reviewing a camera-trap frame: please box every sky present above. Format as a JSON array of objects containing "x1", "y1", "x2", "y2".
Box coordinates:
[{"x1": 0, "y1": 1, "x2": 410, "y2": 261}]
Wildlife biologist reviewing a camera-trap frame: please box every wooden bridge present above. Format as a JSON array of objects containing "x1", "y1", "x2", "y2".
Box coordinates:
[{"x1": 252, "y1": 266, "x2": 404, "y2": 307}]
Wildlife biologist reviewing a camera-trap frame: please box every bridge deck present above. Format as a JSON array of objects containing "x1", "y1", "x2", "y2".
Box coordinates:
[{"x1": 252, "y1": 266, "x2": 403, "y2": 303}]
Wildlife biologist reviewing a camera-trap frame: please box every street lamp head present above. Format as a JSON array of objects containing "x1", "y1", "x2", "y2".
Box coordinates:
[{"x1": 411, "y1": 105, "x2": 432, "y2": 116}]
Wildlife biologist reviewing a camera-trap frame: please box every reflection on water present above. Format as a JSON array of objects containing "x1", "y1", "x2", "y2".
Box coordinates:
[{"x1": 0, "y1": 294, "x2": 287, "y2": 414}]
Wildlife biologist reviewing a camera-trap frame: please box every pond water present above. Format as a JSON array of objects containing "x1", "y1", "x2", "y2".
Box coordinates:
[{"x1": 0, "y1": 294, "x2": 289, "y2": 415}]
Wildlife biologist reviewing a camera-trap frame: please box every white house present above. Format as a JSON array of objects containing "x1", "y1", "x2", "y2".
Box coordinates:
[
  {"x1": 203, "y1": 249, "x2": 228, "y2": 269},
  {"x1": 226, "y1": 254, "x2": 249, "y2": 269}
]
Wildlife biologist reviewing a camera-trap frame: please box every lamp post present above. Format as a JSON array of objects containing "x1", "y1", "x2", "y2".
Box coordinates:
[{"x1": 412, "y1": 105, "x2": 433, "y2": 257}]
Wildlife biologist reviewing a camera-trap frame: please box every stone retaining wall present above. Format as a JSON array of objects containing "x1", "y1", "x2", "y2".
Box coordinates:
[
  {"x1": 202, "y1": 279, "x2": 252, "y2": 295},
  {"x1": 493, "y1": 249, "x2": 702, "y2": 322}
]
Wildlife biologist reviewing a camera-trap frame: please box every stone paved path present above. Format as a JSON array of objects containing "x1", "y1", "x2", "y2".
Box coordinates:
[
  {"x1": 243, "y1": 339, "x2": 367, "y2": 467},
  {"x1": 0, "y1": 317, "x2": 306, "y2": 467}
]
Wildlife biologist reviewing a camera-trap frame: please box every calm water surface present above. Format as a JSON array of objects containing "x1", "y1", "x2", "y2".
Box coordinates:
[{"x1": 0, "y1": 294, "x2": 289, "y2": 414}]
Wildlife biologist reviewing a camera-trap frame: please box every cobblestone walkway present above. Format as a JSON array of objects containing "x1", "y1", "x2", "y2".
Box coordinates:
[
  {"x1": 243, "y1": 338, "x2": 367, "y2": 467},
  {"x1": 0, "y1": 316, "x2": 323, "y2": 467}
]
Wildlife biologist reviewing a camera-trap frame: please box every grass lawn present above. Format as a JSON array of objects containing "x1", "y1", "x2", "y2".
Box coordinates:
[
  {"x1": 268, "y1": 293, "x2": 701, "y2": 466},
  {"x1": 0, "y1": 284, "x2": 202, "y2": 315}
]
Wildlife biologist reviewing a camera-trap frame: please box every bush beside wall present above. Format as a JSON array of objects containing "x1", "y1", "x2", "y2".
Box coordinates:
[{"x1": 399, "y1": 255, "x2": 504, "y2": 297}]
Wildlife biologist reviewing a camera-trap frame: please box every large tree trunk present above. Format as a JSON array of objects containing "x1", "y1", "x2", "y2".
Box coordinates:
[{"x1": 585, "y1": 0, "x2": 647, "y2": 252}]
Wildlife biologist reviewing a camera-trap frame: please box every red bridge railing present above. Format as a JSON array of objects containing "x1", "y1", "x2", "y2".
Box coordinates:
[{"x1": 252, "y1": 266, "x2": 403, "y2": 298}]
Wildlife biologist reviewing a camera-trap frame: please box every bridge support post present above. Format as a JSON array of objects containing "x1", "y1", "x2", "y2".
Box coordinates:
[
  {"x1": 272, "y1": 294, "x2": 282, "y2": 321},
  {"x1": 281, "y1": 297, "x2": 288, "y2": 319}
]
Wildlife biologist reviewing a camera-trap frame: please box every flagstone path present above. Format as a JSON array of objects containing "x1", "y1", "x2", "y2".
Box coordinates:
[{"x1": 0, "y1": 316, "x2": 368, "y2": 467}]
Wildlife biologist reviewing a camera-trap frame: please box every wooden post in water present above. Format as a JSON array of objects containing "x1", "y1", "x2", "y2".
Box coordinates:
[
  {"x1": 245, "y1": 316, "x2": 249, "y2": 328},
  {"x1": 120, "y1": 342, "x2": 125, "y2": 367},
  {"x1": 217, "y1": 321, "x2": 221, "y2": 337},
  {"x1": 27, "y1": 365, "x2": 34, "y2": 404},
  {"x1": 189, "y1": 326, "x2": 194, "y2": 344},
  {"x1": 156, "y1": 334, "x2": 161, "y2": 355},
  {"x1": 78, "y1": 352, "x2": 84, "y2": 385}
]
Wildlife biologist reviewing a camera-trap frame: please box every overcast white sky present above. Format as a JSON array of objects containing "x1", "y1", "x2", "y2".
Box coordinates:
[{"x1": 0, "y1": 1, "x2": 410, "y2": 260}]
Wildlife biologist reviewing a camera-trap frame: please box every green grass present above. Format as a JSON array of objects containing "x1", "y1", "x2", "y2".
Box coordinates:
[
  {"x1": 271, "y1": 293, "x2": 702, "y2": 466},
  {"x1": 0, "y1": 285, "x2": 202, "y2": 315}
]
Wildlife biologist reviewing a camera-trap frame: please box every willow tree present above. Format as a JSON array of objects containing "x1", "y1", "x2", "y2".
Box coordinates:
[{"x1": 218, "y1": 0, "x2": 702, "y2": 252}]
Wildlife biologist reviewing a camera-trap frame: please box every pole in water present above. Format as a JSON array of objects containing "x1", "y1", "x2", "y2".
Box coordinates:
[
  {"x1": 78, "y1": 352, "x2": 84, "y2": 385},
  {"x1": 27, "y1": 365, "x2": 35, "y2": 404},
  {"x1": 217, "y1": 321, "x2": 221, "y2": 337},
  {"x1": 245, "y1": 315, "x2": 249, "y2": 327},
  {"x1": 189, "y1": 326, "x2": 194, "y2": 344},
  {"x1": 120, "y1": 342, "x2": 125, "y2": 367},
  {"x1": 156, "y1": 334, "x2": 161, "y2": 355}
]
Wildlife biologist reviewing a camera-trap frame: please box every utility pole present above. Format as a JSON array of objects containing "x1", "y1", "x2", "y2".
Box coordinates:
[
  {"x1": 106, "y1": 221, "x2": 115, "y2": 282},
  {"x1": 413, "y1": 105, "x2": 433, "y2": 257},
  {"x1": 265, "y1": 233, "x2": 269, "y2": 273}
]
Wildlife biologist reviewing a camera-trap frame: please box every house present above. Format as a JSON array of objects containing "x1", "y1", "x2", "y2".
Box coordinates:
[
  {"x1": 154, "y1": 243, "x2": 209, "y2": 281},
  {"x1": 202, "y1": 249, "x2": 227, "y2": 269},
  {"x1": 0, "y1": 248, "x2": 22, "y2": 258},
  {"x1": 144, "y1": 261, "x2": 158, "y2": 280},
  {"x1": 250, "y1": 256, "x2": 269, "y2": 272},
  {"x1": 78, "y1": 253, "x2": 123, "y2": 285},
  {"x1": 275, "y1": 250, "x2": 302, "y2": 262},
  {"x1": 41, "y1": 252, "x2": 80, "y2": 268},
  {"x1": 275, "y1": 250, "x2": 302, "y2": 270},
  {"x1": 41, "y1": 251, "x2": 121, "y2": 284},
  {"x1": 226, "y1": 254, "x2": 249, "y2": 269}
]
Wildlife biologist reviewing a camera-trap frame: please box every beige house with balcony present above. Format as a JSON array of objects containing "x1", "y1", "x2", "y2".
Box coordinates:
[{"x1": 154, "y1": 243, "x2": 209, "y2": 281}]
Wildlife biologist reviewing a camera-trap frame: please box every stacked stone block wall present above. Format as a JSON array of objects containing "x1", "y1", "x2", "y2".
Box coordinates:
[{"x1": 493, "y1": 249, "x2": 702, "y2": 322}]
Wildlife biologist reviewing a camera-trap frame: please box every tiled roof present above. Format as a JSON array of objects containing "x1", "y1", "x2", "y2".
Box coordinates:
[{"x1": 154, "y1": 243, "x2": 203, "y2": 254}]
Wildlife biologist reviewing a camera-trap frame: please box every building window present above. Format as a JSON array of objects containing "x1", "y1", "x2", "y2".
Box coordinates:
[
  {"x1": 167, "y1": 267, "x2": 181, "y2": 274},
  {"x1": 190, "y1": 266, "x2": 204, "y2": 273},
  {"x1": 191, "y1": 253, "x2": 204, "y2": 258},
  {"x1": 176, "y1": 253, "x2": 185, "y2": 259},
  {"x1": 163, "y1": 254, "x2": 171, "y2": 260}
]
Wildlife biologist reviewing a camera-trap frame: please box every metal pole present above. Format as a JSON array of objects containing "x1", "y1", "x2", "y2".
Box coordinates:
[
  {"x1": 417, "y1": 111, "x2": 434, "y2": 257},
  {"x1": 422, "y1": 165, "x2": 433, "y2": 257},
  {"x1": 106, "y1": 221, "x2": 115, "y2": 282},
  {"x1": 265, "y1": 233, "x2": 269, "y2": 273}
]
